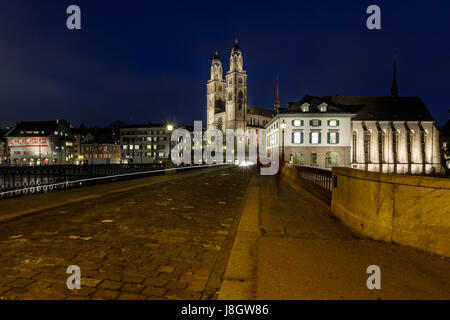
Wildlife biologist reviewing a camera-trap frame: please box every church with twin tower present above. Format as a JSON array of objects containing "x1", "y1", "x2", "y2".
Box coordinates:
[{"x1": 206, "y1": 40, "x2": 273, "y2": 133}]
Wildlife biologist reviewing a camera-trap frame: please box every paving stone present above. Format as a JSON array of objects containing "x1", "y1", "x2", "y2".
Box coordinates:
[
  {"x1": 141, "y1": 286, "x2": 167, "y2": 297},
  {"x1": 144, "y1": 278, "x2": 168, "y2": 288},
  {"x1": 98, "y1": 280, "x2": 123, "y2": 290},
  {"x1": 91, "y1": 289, "x2": 120, "y2": 300}
]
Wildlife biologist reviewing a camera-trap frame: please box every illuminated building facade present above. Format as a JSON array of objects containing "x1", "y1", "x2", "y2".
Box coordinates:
[
  {"x1": 120, "y1": 124, "x2": 173, "y2": 164},
  {"x1": 5, "y1": 120, "x2": 75, "y2": 166}
]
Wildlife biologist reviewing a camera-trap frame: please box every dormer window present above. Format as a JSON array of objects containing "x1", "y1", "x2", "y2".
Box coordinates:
[
  {"x1": 301, "y1": 103, "x2": 310, "y2": 113},
  {"x1": 319, "y1": 103, "x2": 328, "y2": 112}
]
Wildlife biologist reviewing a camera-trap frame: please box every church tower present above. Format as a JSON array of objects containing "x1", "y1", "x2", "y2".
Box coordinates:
[
  {"x1": 207, "y1": 52, "x2": 226, "y2": 130},
  {"x1": 225, "y1": 39, "x2": 247, "y2": 130}
]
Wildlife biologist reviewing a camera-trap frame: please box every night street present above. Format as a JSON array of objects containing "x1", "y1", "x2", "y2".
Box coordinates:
[{"x1": 0, "y1": 166, "x2": 253, "y2": 300}]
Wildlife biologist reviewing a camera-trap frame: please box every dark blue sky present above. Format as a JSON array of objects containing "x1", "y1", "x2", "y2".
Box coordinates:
[{"x1": 0, "y1": 0, "x2": 448, "y2": 128}]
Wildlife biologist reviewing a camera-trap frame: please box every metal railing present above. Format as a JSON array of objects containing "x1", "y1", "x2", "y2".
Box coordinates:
[
  {"x1": 291, "y1": 165, "x2": 333, "y2": 204},
  {"x1": 0, "y1": 163, "x2": 165, "y2": 199}
]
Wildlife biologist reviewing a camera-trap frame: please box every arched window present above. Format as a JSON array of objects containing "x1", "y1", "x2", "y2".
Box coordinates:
[{"x1": 239, "y1": 78, "x2": 243, "y2": 84}]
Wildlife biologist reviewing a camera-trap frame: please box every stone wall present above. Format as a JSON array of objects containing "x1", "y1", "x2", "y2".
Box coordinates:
[{"x1": 331, "y1": 167, "x2": 450, "y2": 257}]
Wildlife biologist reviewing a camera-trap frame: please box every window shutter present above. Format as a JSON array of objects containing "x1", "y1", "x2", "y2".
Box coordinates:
[
  {"x1": 292, "y1": 120, "x2": 295, "y2": 126},
  {"x1": 309, "y1": 120, "x2": 313, "y2": 126},
  {"x1": 301, "y1": 120, "x2": 304, "y2": 126},
  {"x1": 327, "y1": 120, "x2": 330, "y2": 126},
  {"x1": 336, "y1": 133, "x2": 340, "y2": 144},
  {"x1": 327, "y1": 132, "x2": 330, "y2": 144},
  {"x1": 301, "y1": 132, "x2": 304, "y2": 144},
  {"x1": 336, "y1": 120, "x2": 340, "y2": 126},
  {"x1": 291, "y1": 132, "x2": 295, "y2": 143},
  {"x1": 319, "y1": 120, "x2": 322, "y2": 126},
  {"x1": 319, "y1": 132, "x2": 322, "y2": 144},
  {"x1": 309, "y1": 132, "x2": 312, "y2": 143}
]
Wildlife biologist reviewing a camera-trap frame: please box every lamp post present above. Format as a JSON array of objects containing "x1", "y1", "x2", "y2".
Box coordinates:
[
  {"x1": 166, "y1": 124, "x2": 174, "y2": 166},
  {"x1": 280, "y1": 120, "x2": 287, "y2": 166}
]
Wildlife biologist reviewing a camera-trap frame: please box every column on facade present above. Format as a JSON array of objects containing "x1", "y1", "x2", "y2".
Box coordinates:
[
  {"x1": 421, "y1": 122, "x2": 434, "y2": 173},
  {"x1": 406, "y1": 121, "x2": 423, "y2": 173},
  {"x1": 393, "y1": 121, "x2": 408, "y2": 173},
  {"x1": 378, "y1": 121, "x2": 394, "y2": 173},
  {"x1": 365, "y1": 121, "x2": 379, "y2": 171},
  {"x1": 351, "y1": 121, "x2": 365, "y2": 169}
]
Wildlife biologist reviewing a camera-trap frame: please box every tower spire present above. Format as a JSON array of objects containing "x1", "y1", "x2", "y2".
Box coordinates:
[
  {"x1": 274, "y1": 75, "x2": 280, "y2": 111},
  {"x1": 391, "y1": 52, "x2": 399, "y2": 97}
]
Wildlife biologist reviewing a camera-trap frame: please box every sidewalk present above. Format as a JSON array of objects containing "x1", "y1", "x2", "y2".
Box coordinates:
[
  {"x1": 0, "y1": 166, "x2": 228, "y2": 224},
  {"x1": 219, "y1": 174, "x2": 450, "y2": 300}
]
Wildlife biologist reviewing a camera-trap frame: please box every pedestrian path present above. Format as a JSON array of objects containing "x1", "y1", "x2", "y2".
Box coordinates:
[{"x1": 219, "y1": 174, "x2": 450, "y2": 300}]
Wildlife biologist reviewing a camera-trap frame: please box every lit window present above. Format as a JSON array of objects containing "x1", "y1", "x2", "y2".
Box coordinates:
[
  {"x1": 301, "y1": 103, "x2": 310, "y2": 112},
  {"x1": 328, "y1": 120, "x2": 339, "y2": 127},
  {"x1": 310, "y1": 132, "x2": 321, "y2": 144},
  {"x1": 135, "y1": 145, "x2": 140, "y2": 150},
  {"x1": 123, "y1": 145, "x2": 128, "y2": 150},
  {"x1": 319, "y1": 103, "x2": 327, "y2": 112},
  {"x1": 311, "y1": 153, "x2": 318, "y2": 164},
  {"x1": 328, "y1": 132, "x2": 339, "y2": 144},
  {"x1": 292, "y1": 132, "x2": 303, "y2": 144},
  {"x1": 310, "y1": 120, "x2": 322, "y2": 127},
  {"x1": 292, "y1": 120, "x2": 303, "y2": 127}
]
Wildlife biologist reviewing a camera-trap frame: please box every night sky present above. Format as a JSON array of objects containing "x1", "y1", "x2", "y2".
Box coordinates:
[{"x1": 0, "y1": 0, "x2": 448, "y2": 128}]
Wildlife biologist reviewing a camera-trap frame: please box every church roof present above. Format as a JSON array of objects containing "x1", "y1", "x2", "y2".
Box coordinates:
[
  {"x1": 328, "y1": 96, "x2": 435, "y2": 121},
  {"x1": 247, "y1": 105, "x2": 274, "y2": 118},
  {"x1": 285, "y1": 95, "x2": 435, "y2": 122}
]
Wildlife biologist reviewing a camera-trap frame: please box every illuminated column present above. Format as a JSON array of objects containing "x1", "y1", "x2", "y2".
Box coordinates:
[
  {"x1": 351, "y1": 121, "x2": 365, "y2": 169},
  {"x1": 421, "y1": 122, "x2": 435, "y2": 173},
  {"x1": 378, "y1": 121, "x2": 394, "y2": 173},
  {"x1": 407, "y1": 122, "x2": 423, "y2": 173},
  {"x1": 393, "y1": 121, "x2": 408, "y2": 173},
  {"x1": 365, "y1": 121, "x2": 379, "y2": 171}
]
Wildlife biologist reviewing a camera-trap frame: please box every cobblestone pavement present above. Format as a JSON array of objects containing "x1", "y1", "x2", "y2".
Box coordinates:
[{"x1": 0, "y1": 166, "x2": 254, "y2": 300}]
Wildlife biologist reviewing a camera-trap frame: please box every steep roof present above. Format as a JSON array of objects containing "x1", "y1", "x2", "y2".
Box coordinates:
[
  {"x1": 5, "y1": 120, "x2": 71, "y2": 137},
  {"x1": 247, "y1": 105, "x2": 274, "y2": 118},
  {"x1": 328, "y1": 96, "x2": 435, "y2": 121},
  {"x1": 285, "y1": 95, "x2": 435, "y2": 121}
]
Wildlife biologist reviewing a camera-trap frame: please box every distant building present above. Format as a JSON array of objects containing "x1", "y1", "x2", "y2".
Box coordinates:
[
  {"x1": 82, "y1": 129, "x2": 121, "y2": 164},
  {"x1": 5, "y1": 120, "x2": 75, "y2": 166},
  {"x1": 120, "y1": 124, "x2": 174, "y2": 164},
  {"x1": 206, "y1": 40, "x2": 273, "y2": 136},
  {"x1": 440, "y1": 118, "x2": 450, "y2": 171},
  {"x1": 0, "y1": 129, "x2": 6, "y2": 164},
  {"x1": 70, "y1": 123, "x2": 88, "y2": 165},
  {"x1": 266, "y1": 58, "x2": 443, "y2": 174},
  {"x1": 266, "y1": 96, "x2": 356, "y2": 168}
]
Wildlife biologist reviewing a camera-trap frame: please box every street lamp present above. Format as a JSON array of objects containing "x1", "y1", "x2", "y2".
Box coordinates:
[
  {"x1": 280, "y1": 119, "x2": 287, "y2": 166},
  {"x1": 166, "y1": 124, "x2": 174, "y2": 165}
]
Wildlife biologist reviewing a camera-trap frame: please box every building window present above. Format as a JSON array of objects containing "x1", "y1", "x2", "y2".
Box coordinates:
[
  {"x1": 352, "y1": 131, "x2": 357, "y2": 162},
  {"x1": 365, "y1": 132, "x2": 371, "y2": 163},
  {"x1": 328, "y1": 120, "x2": 339, "y2": 127},
  {"x1": 301, "y1": 103, "x2": 309, "y2": 112},
  {"x1": 327, "y1": 132, "x2": 339, "y2": 144},
  {"x1": 310, "y1": 132, "x2": 321, "y2": 144},
  {"x1": 310, "y1": 119, "x2": 322, "y2": 127},
  {"x1": 311, "y1": 153, "x2": 318, "y2": 164},
  {"x1": 292, "y1": 132, "x2": 303, "y2": 144},
  {"x1": 319, "y1": 103, "x2": 328, "y2": 112},
  {"x1": 292, "y1": 120, "x2": 304, "y2": 127}
]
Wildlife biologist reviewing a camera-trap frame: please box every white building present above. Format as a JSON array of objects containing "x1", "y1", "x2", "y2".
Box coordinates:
[{"x1": 266, "y1": 96, "x2": 356, "y2": 168}]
